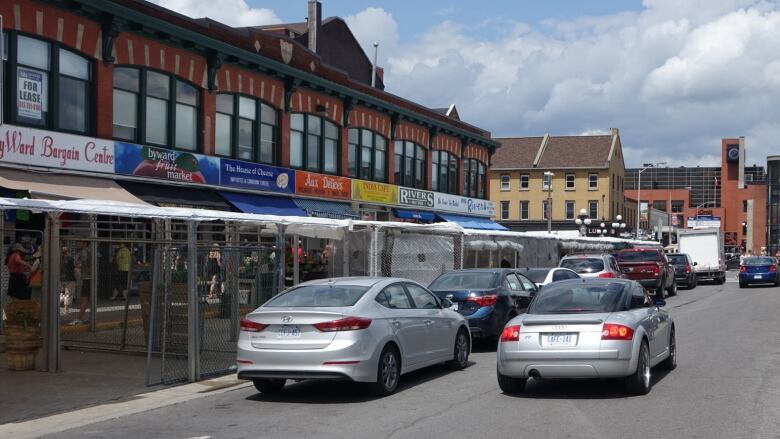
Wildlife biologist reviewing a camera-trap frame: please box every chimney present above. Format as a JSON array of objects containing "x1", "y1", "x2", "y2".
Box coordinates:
[
  {"x1": 307, "y1": 0, "x2": 322, "y2": 53},
  {"x1": 611, "y1": 127, "x2": 619, "y2": 136}
]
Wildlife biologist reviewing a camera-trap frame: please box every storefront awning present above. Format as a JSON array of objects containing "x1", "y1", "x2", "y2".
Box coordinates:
[
  {"x1": 293, "y1": 198, "x2": 358, "y2": 220},
  {"x1": 118, "y1": 180, "x2": 232, "y2": 210},
  {"x1": 394, "y1": 209, "x2": 435, "y2": 222},
  {"x1": 220, "y1": 191, "x2": 307, "y2": 217},
  {"x1": 0, "y1": 168, "x2": 147, "y2": 204},
  {"x1": 436, "y1": 213, "x2": 508, "y2": 231}
]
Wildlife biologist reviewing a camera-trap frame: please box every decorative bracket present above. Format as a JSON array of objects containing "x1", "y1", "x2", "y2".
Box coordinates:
[
  {"x1": 390, "y1": 113, "x2": 401, "y2": 139},
  {"x1": 283, "y1": 77, "x2": 301, "y2": 112},
  {"x1": 206, "y1": 49, "x2": 226, "y2": 92},
  {"x1": 99, "y1": 14, "x2": 121, "y2": 64},
  {"x1": 428, "y1": 126, "x2": 439, "y2": 149},
  {"x1": 343, "y1": 97, "x2": 355, "y2": 127}
]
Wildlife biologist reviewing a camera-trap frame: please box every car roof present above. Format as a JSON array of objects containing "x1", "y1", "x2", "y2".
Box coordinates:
[
  {"x1": 299, "y1": 277, "x2": 407, "y2": 287},
  {"x1": 620, "y1": 247, "x2": 660, "y2": 252},
  {"x1": 440, "y1": 269, "x2": 507, "y2": 274},
  {"x1": 561, "y1": 254, "x2": 609, "y2": 259},
  {"x1": 517, "y1": 267, "x2": 553, "y2": 273},
  {"x1": 543, "y1": 278, "x2": 634, "y2": 287}
]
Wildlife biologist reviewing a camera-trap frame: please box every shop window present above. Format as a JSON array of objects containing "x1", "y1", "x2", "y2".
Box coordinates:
[
  {"x1": 6, "y1": 34, "x2": 93, "y2": 134},
  {"x1": 112, "y1": 67, "x2": 200, "y2": 150},
  {"x1": 565, "y1": 173, "x2": 575, "y2": 190},
  {"x1": 431, "y1": 149, "x2": 457, "y2": 193},
  {"x1": 348, "y1": 128, "x2": 387, "y2": 182},
  {"x1": 396, "y1": 140, "x2": 427, "y2": 190},
  {"x1": 500, "y1": 201, "x2": 510, "y2": 220},
  {"x1": 652, "y1": 200, "x2": 667, "y2": 212},
  {"x1": 672, "y1": 200, "x2": 684, "y2": 213},
  {"x1": 520, "y1": 201, "x2": 529, "y2": 220},
  {"x1": 520, "y1": 174, "x2": 529, "y2": 190},
  {"x1": 589, "y1": 200, "x2": 598, "y2": 219},
  {"x1": 566, "y1": 201, "x2": 575, "y2": 219},
  {"x1": 290, "y1": 113, "x2": 339, "y2": 174},
  {"x1": 214, "y1": 93, "x2": 278, "y2": 164},
  {"x1": 464, "y1": 158, "x2": 486, "y2": 198}
]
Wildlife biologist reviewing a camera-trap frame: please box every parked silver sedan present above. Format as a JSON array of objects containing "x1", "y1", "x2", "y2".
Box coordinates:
[
  {"x1": 497, "y1": 278, "x2": 676, "y2": 395},
  {"x1": 237, "y1": 277, "x2": 471, "y2": 396}
]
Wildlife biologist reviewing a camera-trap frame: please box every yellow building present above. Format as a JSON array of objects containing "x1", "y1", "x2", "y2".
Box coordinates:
[{"x1": 490, "y1": 129, "x2": 630, "y2": 232}]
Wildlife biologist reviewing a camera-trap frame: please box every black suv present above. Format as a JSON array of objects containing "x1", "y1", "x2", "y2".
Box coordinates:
[{"x1": 667, "y1": 253, "x2": 697, "y2": 289}]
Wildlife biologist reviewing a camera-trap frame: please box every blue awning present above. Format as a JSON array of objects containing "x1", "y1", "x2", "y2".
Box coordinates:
[
  {"x1": 292, "y1": 198, "x2": 358, "y2": 220},
  {"x1": 436, "y1": 213, "x2": 508, "y2": 231},
  {"x1": 219, "y1": 191, "x2": 307, "y2": 217},
  {"x1": 394, "y1": 209, "x2": 435, "y2": 222}
]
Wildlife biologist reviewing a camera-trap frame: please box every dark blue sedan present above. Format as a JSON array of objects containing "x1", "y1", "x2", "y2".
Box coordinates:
[
  {"x1": 428, "y1": 269, "x2": 538, "y2": 339},
  {"x1": 738, "y1": 256, "x2": 780, "y2": 288}
]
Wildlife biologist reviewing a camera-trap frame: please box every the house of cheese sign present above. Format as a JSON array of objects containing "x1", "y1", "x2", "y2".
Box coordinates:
[{"x1": 0, "y1": 124, "x2": 115, "y2": 173}]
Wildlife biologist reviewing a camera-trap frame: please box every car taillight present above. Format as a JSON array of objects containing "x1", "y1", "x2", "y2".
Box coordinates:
[
  {"x1": 770, "y1": 265, "x2": 777, "y2": 272},
  {"x1": 500, "y1": 325, "x2": 521, "y2": 342},
  {"x1": 601, "y1": 323, "x2": 634, "y2": 340},
  {"x1": 651, "y1": 264, "x2": 660, "y2": 276},
  {"x1": 240, "y1": 319, "x2": 268, "y2": 332},
  {"x1": 597, "y1": 272, "x2": 616, "y2": 278},
  {"x1": 739, "y1": 265, "x2": 747, "y2": 273},
  {"x1": 466, "y1": 294, "x2": 499, "y2": 307},
  {"x1": 313, "y1": 317, "x2": 372, "y2": 332},
  {"x1": 685, "y1": 265, "x2": 691, "y2": 273}
]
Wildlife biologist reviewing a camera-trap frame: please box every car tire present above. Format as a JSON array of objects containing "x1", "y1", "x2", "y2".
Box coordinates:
[
  {"x1": 656, "y1": 285, "x2": 666, "y2": 299},
  {"x1": 625, "y1": 341, "x2": 651, "y2": 395},
  {"x1": 657, "y1": 329, "x2": 677, "y2": 371},
  {"x1": 447, "y1": 329, "x2": 470, "y2": 370},
  {"x1": 667, "y1": 280, "x2": 677, "y2": 297},
  {"x1": 252, "y1": 378, "x2": 286, "y2": 394},
  {"x1": 717, "y1": 274, "x2": 726, "y2": 284},
  {"x1": 739, "y1": 281, "x2": 746, "y2": 288},
  {"x1": 369, "y1": 345, "x2": 400, "y2": 396},
  {"x1": 497, "y1": 367, "x2": 527, "y2": 394},
  {"x1": 690, "y1": 276, "x2": 697, "y2": 289}
]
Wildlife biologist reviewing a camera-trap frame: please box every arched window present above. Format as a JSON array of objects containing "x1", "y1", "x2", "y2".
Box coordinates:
[
  {"x1": 214, "y1": 94, "x2": 278, "y2": 164},
  {"x1": 290, "y1": 113, "x2": 339, "y2": 174},
  {"x1": 348, "y1": 128, "x2": 387, "y2": 182},
  {"x1": 394, "y1": 140, "x2": 426, "y2": 189},
  {"x1": 432, "y1": 150, "x2": 459, "y2": 194},
  {"x1": 464, "y1": 158, "x2": 487, "y2": 198},
  {"x1": 5, "y1": 33, "x2": 93, "y2": 134},
  {"x1": 112, "y1": 66, "x2": 200, "y2": 151}
]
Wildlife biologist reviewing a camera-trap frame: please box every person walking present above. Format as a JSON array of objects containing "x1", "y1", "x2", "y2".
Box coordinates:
[
  {"x1": 60, "y1": 246, "x2": 77, "y2": 318},
  {"x1": 110, "y1": 243, "x2": 131, "y2": 301},
  {"x1": 6, "y1": 243, "x2": 32, "y2": 300},
  {"x1": 207, "y1": 245, "x2": 222, "y2": 299},
  {"x1": 72, "y1": 241, "x2": 92, "y2": 325}
]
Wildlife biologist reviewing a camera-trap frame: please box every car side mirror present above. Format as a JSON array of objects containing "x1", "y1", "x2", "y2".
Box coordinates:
[
  {"x1": 654, "y1": 299, "x2": 666, "y2": 307},
  {"x1": 693, "y1": 262, "x2": 698, "y2": 266},
  {"x1": 440, "y1": 298, "x2": 453, "y2": 309}
]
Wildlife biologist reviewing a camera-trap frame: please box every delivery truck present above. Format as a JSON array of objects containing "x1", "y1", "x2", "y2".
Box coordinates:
[{"x1": 677, "y1": 228, "x2": 727, "y2": 284}]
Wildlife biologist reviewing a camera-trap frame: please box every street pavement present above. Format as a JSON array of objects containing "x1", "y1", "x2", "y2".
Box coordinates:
[{"x1": 35, "y1": 280, "x2": 780, "y2": 439}]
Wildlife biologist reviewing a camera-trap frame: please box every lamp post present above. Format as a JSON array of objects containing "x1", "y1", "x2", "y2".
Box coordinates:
[
  {"x1": 611, "y1": 214, "x2": 627, "y2": 237},
  {"x1": 636, "y1": 162, "x2": 666, "y2": 238},
  {"x1": 544, "y1": 171, "x2": 554, "y2": 234},
  {"x1": 574, "y1": 208, "x2": 592, "y2": 237},
  {"x1": 371, "y1": 41, "x2": 379, "y2": 88}
]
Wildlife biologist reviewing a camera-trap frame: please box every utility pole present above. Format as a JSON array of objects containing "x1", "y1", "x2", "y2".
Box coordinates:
[{"x1": 371, "y1": 42, "x2": 379, "y2": 88}]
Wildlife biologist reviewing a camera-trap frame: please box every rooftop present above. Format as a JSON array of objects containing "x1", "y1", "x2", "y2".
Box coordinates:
[{"x1": 492, "y1": 134, "x2": 617, "y2": 169}]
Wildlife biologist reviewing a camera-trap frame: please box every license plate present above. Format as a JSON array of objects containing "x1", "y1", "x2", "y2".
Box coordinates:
[
  {"x1": 542, "y1": 333, "x2": 577, "y2": 347},
  {"x1": 276, "y1": 326, "x2": 301, "y2": 338},
  {"x1": 754, "y1": 274, "x2": 763, "y2": 279},
  {"x1": 450, "y1": 302, "x2": 459, "y2": 311}
]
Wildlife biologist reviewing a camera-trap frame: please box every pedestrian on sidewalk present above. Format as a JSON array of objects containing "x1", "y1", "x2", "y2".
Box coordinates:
[
  {"x1": 60, "y1": 246, "x2": 77, "y2": 318},
  {"x1": 111, "y1": 243, "x2": 131, "y2": 301},
  {"x1": 72, "y1": 241, "x2": 92, "y2": 325},
  {"x1": 6, "y1": 243, "x2": 32, "y2": 300},
  {"x1": 207, "y1": 245, "x2": 222, "y2": 299}
]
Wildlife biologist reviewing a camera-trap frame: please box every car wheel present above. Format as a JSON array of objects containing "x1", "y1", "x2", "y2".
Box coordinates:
[
  {"x1": 252, "y1": 378, "x2": 286, "y2": 394},
  {"x1": 656, "y1": 285, "x2": 666, "y2": 299},
  {"x1": 739, "y1": 281, "x2": 746, "y2": 288},
  {"x1": 625, "y1": 341, "x2": 651, "y2": 395},
  {"x1": 690, "y1": 276, "x2": 697, "y2": 289},
  {"x1": 447, "y1": 329, "x2": 470, "y2": 370},
  {"x1": 657, "y1": 329, "x2": 677, "y2": 371},
  {"x1": 497, "y1": 367, "x2": 527, "y2": 394},
  {"x1": 717, "y1": 274, "x2": 726, "y2": 284},
  {"x1": 667, "y1": 280, "x2": 677, "y2": 297},
  {"x1": 369, "y1": 345, "x2": 400, "y2": 396}
]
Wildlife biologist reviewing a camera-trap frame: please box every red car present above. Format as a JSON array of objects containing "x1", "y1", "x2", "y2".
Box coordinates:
[{"x1": 616, "y1": 248, "x2": 677, "y2": 298}]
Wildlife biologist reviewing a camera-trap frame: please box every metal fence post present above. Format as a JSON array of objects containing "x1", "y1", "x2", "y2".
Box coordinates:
[
  {"x1": 89, "y1": 215, "x2": 97, "y2": 333},
  {"x1": 228, "y1": 222, "x2": 240, "y2": 342},
  {"x1": 186, "y1": 220, "x2": 199, "y2": 382},
  {"x1": 343, "y1": 227, "x2": 351, "y2": 277},
  {"x1": 0, "y1": 209, "x2": 4, "y2": 337},
  {"x1": 293, "y1": 233, "x2": 299, "y2": 285},
  {"x1": 276, "y1": 225, "x2": 286, "y2": 294},
  {"x1": 43, "y1": 213, "x2": 61, "y2": 372}
]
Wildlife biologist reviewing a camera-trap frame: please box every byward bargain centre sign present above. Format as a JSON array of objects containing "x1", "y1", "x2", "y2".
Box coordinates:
[{"x1": 434, "y1": 192, "x2": 495, "y2": 217}]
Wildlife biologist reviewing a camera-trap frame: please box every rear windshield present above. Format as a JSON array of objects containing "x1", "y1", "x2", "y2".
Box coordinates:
[
  {"x1": 430, "y1": 272, "x2": 496, "y2": 290},
  {"x1": 520, "y1": 270, "x2": 550, "y2": 283},
  {"x1": 528, "y1": 283, "x2": 627, "y2": 314},
  {"x1": 560, "y1": 258, "x2": 605, "y2": 274},
  {"x1": 743, "y1": 257, "x2": 776, "y2": 266},
  {"x1": 265, "y1": 285, "x2": 369, "y2": 307},
  {"x1": 617, "y1": 251, "x2": 661, "y2": 262},
  {"x1": 667, "y1": 254, "x2": 687, "y2": 264}
]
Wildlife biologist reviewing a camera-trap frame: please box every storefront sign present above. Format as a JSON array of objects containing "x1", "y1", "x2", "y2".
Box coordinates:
[
  {"x1": 220, "y1": 159, "x2": 294, "y2": 194},
  {"x1": 114, "y1": 142, "x2": 219, "y2": 184},
  {"x1": 0, "y1": 124, "x2": 115, "y2": 172},
  {"x1": 352, "y1": 180, "x2": 398, "y2": 205},
  {"x1": 687, "y1": 215, "x2": 721, "y2": 228},
  {"x1": 433, "y1": 192, "x2": 496, "y2": 217},
  {"x1": 398, "y1": 187, "x2": 434, "y2": 208},
  {"x1": 17, "y1": 67, "x2": 46, "y2": 121},
  {"x1": 295, "y1": 170, "x2": 351, "y2": 199}
]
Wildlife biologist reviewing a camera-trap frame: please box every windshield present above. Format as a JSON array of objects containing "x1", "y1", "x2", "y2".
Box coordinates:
[
  {"x1": 520, "y1": 270, "x2": 550, "y2": 283},
  {"x1": 265, "y1": 285, "x2": 369, "y2": 307},
  {"x1": 528, "y1": 282, "x2": 627, "y2": 314},
  {"x1": 617, "y1": 251, "x2": 661, "y2": 262},
  {"x1": 743, "y1": 257, "x2": 776, "y2": 266},
  {"x1": 560, "y1": 258, "x2": 604, "y2": 274},
  {"x1": 429, "y1": 272, "x2": 496, "y2": 290},
  {"x1": 667, "y1": 254, "x2": 687, "y2": 264}
]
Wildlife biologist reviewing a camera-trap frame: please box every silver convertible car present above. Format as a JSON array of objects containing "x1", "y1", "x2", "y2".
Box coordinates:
[
  {"x1": 237, "y1": 277, "x2": 471, "y2": 396},
  {"x1": 497, "y1": 278, "x2": 676, "y2": 395}
]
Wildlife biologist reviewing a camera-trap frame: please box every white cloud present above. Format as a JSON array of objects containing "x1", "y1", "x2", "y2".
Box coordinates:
[
  {"x1": 147, "y1": 0, "x2": 280, "y2": 27},
  {"x1": 344, "y1": 8, "x2": 399, "y2": 67},
  {"x1": 373, "y1": 1, "x2": 780, "y2": 167}
]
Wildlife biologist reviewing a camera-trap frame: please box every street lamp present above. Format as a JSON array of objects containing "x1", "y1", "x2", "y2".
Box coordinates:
[
  {"x1": 599, "y1": 222, "x2": 607, "y2": 236},
  {"x1": 544, "y1": 171, "x2": 554, "y2": 234},
  {"x1": 574, "y1": 208, "x2": 592, "y2": 236},
  {"x1": 636, "y1": 162, "x2": 666, "y2": 238}
]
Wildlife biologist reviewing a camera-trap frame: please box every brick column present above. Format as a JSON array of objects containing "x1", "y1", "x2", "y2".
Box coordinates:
[
  {"x1": 340, "y1": 125, "x2": 349, "y2": 177},
  {"x1": 94, "y1": 62, "x2": 114, "y2": 139},
  {"x1": 201, "y1": 90, "x2": 216, "y2": 155},
  {"x1": 279, "y1": 111, "x2": 291, "y2": 168}
]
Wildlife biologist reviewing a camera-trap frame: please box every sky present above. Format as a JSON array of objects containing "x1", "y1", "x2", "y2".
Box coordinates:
[{"x1": 149, "y1": 0, "x2": 780, "y2": 168}]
